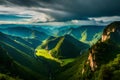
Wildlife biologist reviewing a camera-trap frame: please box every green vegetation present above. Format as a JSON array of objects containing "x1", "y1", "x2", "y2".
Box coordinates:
[
  {"x1": 60, "y1": 58, "x2": 75, "y2": 66},
  {"x1": 55, "y1": 52, "x2": 89, "y2": 80},
  {"x1": 0, "y1": 45, "x2": 48, "y2": 80},
  {"x1": 54, "y1": 40, "x2": 120, "y2": 80},
  {"x1": 35, "y1": 49, "x2": 61, "y2": 63},
  {"x1": 0, "y1": 73, "x2": 21, "y2": 80},
  {"x1": 80, "y1": 29, "x2": 87, "y2": 42},
  {"x1": 97, "y1": 54, "x2": 120, "y2": 80},
  {"x1": 37, "y1": 35, "x2": 89, "y2": 59},
  {"x1": 50, "y1": 37, "x2": 65, "y2": 58},
  {"x1": 89, "y1": 32, "x2": 102, "y2": 45},
  {"x1": 89, "y1": 41, "x2": 120, "y2": 65}
]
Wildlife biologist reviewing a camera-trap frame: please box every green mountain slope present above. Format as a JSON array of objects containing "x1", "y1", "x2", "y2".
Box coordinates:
[
  {"x1": 0, "y1": 32, "x2": 60, "y2": 80},
  {"x1": 55, "y1": 21, "x2": 120, "y2": 80},
  {"x1": 0, "y1": 44, "x2": 48, "y2": 80},
  {"x1": 36, "y1": 35, "x2": 89, "y2": 59}
]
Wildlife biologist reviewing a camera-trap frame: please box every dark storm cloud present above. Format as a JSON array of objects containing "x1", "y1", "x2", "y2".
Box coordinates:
[
  {"x1": 0, "y1": 0, "x2": 120, "y2": 21},
  {"x1": 0, "y1": 0, "x2": 41, "y2": 7}
]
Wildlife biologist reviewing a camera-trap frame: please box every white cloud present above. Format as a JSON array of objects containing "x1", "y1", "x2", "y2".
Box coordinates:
[
  {"x1": 71, "y1": 20, "x2": 79, "y2": 23},
  {"x1": 34, "y1": 20, "x2": 100, "y2": 26},
  {"x1": 0, "y1": 21, "x2": 30, "y2": 24},
  {"x1": 70, "y1": 20, "x2": 97, "y2": 25},
  {"x1": 88, "y1": 16, "x2": 120, "y2": 22},
  {"x1": 19, "y1": 10, "x2": 55, "y2": 23},
  {"x1": 0, "y1": 5, "x2": 55, "y2": 23}
]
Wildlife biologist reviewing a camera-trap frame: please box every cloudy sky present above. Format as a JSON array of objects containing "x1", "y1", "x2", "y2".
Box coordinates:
[{"x1": 0, "y1": 0, "x2": 120, "y2": 25}]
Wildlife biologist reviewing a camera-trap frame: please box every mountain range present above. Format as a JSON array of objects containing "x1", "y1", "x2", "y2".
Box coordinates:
[{"x1": 0, "y1": 22, "x2": 120, "y2": 80}]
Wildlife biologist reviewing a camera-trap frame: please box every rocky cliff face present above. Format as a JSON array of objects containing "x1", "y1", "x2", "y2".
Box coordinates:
[
  {"x1": 83, "y1": 21, "x2": 120, "y2": 73},
  {"x1": 101, "y1": 21, "x2": 120, "y2": 42}
]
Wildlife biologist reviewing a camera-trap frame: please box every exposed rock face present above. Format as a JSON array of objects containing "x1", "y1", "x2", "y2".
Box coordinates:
[
  {"x1": 102, "y1": 21, "x2": 120, "y2": 42},
  {"x1": 83, "y1": 21, "x2": 120, "y2": 73},
  {"x1": 87, "y1": 53, "x2": 97, "y2": 71}
]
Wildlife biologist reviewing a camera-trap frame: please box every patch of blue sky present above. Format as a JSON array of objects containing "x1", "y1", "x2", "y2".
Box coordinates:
[{"x1": 0, "y1": 14, "x2": 31, "y2": 21}]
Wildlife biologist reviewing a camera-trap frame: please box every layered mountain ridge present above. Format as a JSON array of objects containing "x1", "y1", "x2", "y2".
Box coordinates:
[{"x1": 0, "y1": 22, "x2": 119, "y2": 80}]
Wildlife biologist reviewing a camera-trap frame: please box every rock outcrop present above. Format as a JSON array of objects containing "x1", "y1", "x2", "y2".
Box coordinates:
[{"x1": 83, "y1": 21, "x2": 120, "y2": 73}]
